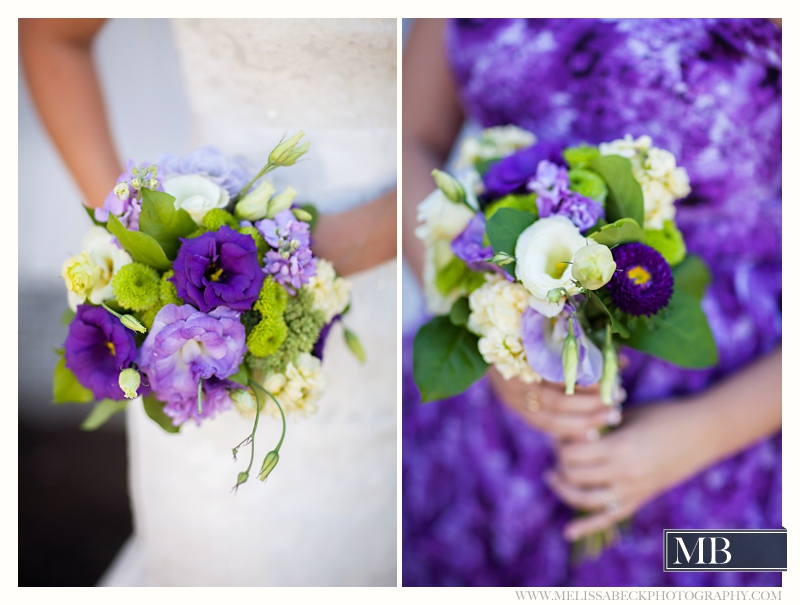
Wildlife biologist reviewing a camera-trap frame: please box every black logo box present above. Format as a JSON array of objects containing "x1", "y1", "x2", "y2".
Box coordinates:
[{"x1": 663, "y1": 529, "x2": 786, "y2": 572}]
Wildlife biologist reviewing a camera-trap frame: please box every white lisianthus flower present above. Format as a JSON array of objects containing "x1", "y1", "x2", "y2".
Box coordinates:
[
  {"x1": 307, "y1": 259, "x2": 351, "y2": 324},
  {"x1": 262, "y1": 353, "x2": 328, "y2": 417},
  {"x1": 468, "y1": 274, "x2": 540, "y2": 383},
  {"x1": 515, "y1": 216, "x2": 585, "y2": 317},
  {"x1": 162, "y1": 174, "x2": 230, "y2": 225},
  {"x1": 456, "y1": 125, "x2": 537, "y2": 168},
  {"x1": 600, "y1": 134, "x2": 691, "y2": 230},
  {"x1": 572, "y1": 242, "x2": 617, "y2": 290},
  {"x1": 63, "y1": 226, "x2": 133, "y2": 311},
  {"x1": 415, "y1": 189, "x2": 474, "y2": 244}
]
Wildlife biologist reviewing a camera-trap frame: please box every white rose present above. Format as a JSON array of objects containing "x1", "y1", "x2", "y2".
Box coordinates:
[
  {"x1": 514, "y1": 216, "x2": 586, "y2": 317},
  {"x1": 162, "y1": 174, "x2": 230, "y2": 225},
  {"x1": 572, "y1": 242, "x2": 616, "y2": 290},
  {"x1": 64, "y1": 226, "x2": 133, "y2": 310}
]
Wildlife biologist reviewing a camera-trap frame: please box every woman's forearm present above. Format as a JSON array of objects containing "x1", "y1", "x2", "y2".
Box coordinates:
[
  {"x1": 311, "y1": 189, "x2": 396, "y2": 277},
  {"x1": 20, "y1": 18, "x2": 120, "y2": 209}
]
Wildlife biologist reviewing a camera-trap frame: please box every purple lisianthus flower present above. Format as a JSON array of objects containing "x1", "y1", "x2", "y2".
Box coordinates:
[
  {"x1": 137, "y1": 304, "x2": 246, "y2": 425},
  {"x1": 607, "y1": 242, "x2": 674, "y2": 317},
  {"x1": 95, "y1": 159, "x2": 163, "y2": 231},
  {"x1": 526, "y1": 160, "x2": 604, "y2": 231},
  {"x1": 483, "y1": 140, "x2": 567, "y2": 200},
  {"x1": 157, "y1": 147, "x2": 254, "y2": 199},
  {"x1": 64, "y1": 304, "x2": 142, "y2": 400},
  {"x1": 312, "y1": 314, "x2": 342, "y2": 361},
  {"x1": 451, "y1": 214, "x2": 493, "y2": 269},
  {"x1": 255, "y1": 209, "x2": 317, "y2": 294},
  {"x1": 520, "y1": 307, "x2": 603, "y2": 386},
  {"x1": 171, "y1": 225, "x2": 264, "y2": 313}
]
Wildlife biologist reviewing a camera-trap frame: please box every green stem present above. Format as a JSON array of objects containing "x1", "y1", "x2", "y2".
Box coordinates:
[
  {"x1": 101, "y1": 303, "x2": 124, "y2": 319},
  {"x1": 241, "y1": 384, "x2": 263, "y2": 479},
  {"x1": 233, "y1": 163, "x2": 277, "y2": 203},
  {"x1": 249, "y1": 380, "x2": 287, "y2": 452},
  {"x1": 197, "y1": 377, "x2": 203, "y2": 415}
]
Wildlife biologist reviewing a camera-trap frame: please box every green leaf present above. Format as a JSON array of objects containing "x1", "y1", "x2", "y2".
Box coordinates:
[
  {"x1": 588, "y1": 217, "x2": 645, "y2": 247},
  {"x1": 61, "y1": 308, "x2": 76, "y2": 326},
  {"x1": 143, "y1": 394, "x2": 180, "y2": 434},
  {"x1": 80, "y1": 398, "x2": 129, "y2": 431},
  {"x1": 672, "y1": 254, "x2": 711, "y2": 301},
  {"x1": 83, "y1": 204, "x2": 106, "y2": 226},
  {"x1": 228, "y1": 364, "x2": 251, "y2": 388},
  {"x1": 485, "y1": 208, "x2": 536, "y2": 278},
  {"x1": 53, "y1": 354, "x2": 94, "y2": 404},
  {"x1": 138, "y1": 188, "x2": 197, "y2": 259},
  {"x1": 106, "y1": 213, "x2": 172, "y2": 271},
  {"x1": 474, "y1": 157, "x2": 501, "y2": 177},
  {"x1": 625, "y1": 290, "x2": 718, "y2": 368},
  {"x1": 588, "y1": 155, "x2": 644, "y2": 227},
  {"x1": 449, "y1": 297, "x2": 471, "y2": 327},
  {"x1": 584, "y1": 293, "x2": 630, "y2": 338},
  {"x1": 413, "y1": 316, "x2": 488, "y2": 403}
]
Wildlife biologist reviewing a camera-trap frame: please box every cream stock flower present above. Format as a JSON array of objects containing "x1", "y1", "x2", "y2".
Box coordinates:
[
  {"x1": 468, "y1": 274, "x2": 540, "y2": 383},
  {"x1": 262, "y1": 353, "x2": 328, "y2": 417},
  {"x1": 307, "y1": 259, "x2": 351, "y2": 323}
]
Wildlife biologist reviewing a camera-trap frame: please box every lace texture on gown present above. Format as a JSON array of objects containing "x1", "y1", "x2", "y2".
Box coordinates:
[
  {"x1": 403, "y1": 18, "x2": 781, "y2": 587},
  {"x1": 104, "y1": 18, "x2": 397, "y2": 587}
]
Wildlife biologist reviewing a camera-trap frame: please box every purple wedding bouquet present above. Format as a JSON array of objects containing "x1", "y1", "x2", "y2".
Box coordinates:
[
  {"x1": 413, "y1": 126, "x2": 718, "y2": 555},
  {"x1": 54, "y1": 132, "x2": 363, "y2": 489}
]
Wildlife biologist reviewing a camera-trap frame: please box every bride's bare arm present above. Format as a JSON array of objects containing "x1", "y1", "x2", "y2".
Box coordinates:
[
  {"x1": 402, "y1": 19, "x2": 464, "y2": 282},
  {"x1": 20, "y1": 18, "x2": 121, "y2": 209}
]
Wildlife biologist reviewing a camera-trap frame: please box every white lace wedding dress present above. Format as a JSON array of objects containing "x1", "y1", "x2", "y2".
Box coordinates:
[{"x1": 101, "y1": 19, "x2": 397, "y2": 587}]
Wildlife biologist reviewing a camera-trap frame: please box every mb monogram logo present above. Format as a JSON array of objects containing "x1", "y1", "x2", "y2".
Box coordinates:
[{"x1": 663, "y1": 529, "x2": 787, "y2": 572}]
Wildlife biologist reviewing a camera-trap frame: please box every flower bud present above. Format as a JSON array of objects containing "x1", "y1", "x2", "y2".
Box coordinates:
[
  {"x1": 600, "y1": 326, "x2": 618, "y2": 406},
  {"x1": 292, "y1": 208, "x2": 313, "y2": 222},
  {"x1": 562, "y1": 317, "x2": 579, "y2": 396},
  {"x1": 120, "y1": 314, "x2": 147, "y2": 333},
  {"x1": 547, "y1": 287, "x2": 568, "y2": 303},
  {"x1": 344, "y1": 328, "x2": 367, "y2": 363},
  {"x1": 235, "y1": 471, "x2": 249, "y2": 487},
  {"x1": 489, "y1": 251, "x2": 515, "y2": 267},
  {"x1": 431, "y1": 169, "x2": 467, "y2": 206},
  {"x1": 266, "y1": 186, "x2": 297, "y2": 218},
  {"x1": 269, "y1": 131, "x2": 309, "y2": 167},
  {"x1": 235, "y1": 181, "x2": 275, "y2": 221},
  {"x1": 572, "y1": 243, "x2": 616, "y2": 290},
  {"x1": 231, "y1": 388, "x2": 257, "y2": 413},
  {"x1": 118, "y1": 368, "x2": 141, "y2": 399},
  {"x1": 258, "y1": 450, "x2": 280, "y2": 482}
]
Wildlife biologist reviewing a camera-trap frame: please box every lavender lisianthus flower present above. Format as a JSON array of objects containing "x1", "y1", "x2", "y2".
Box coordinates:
[
  {"x1": 255, "y1": 209, "x2": 317, "y2": 294},
  {"x1": 64, "y1": 304, "x2": 143, "y2": 400},
  {"x1": 607, "y1": 242, "x2": 673, "y2": 316},
  {"x1": 483, "y1": 140, "x2": 566, "y2": 200},
  {"x1": 527, "y1": 160, "x2": 604, "y2": 231},
  {"x1": 161, "y1": 377, "x2": 238, "y2": 426},
  {"x1": 451, "y1": 214, "x2": 493, "y2": 269},
  {"x1": 520, "y1": 306, "x2": 603, "y2": 386},
  {"x1": 137, "y1": 304, "x2": 246, "y2": 425},
  {"x1": 157, "y1": 147, "x2": 255, "y2": 199},
  {"x1": 171, "y1": 225, "x2": 264, "y2": 313}
]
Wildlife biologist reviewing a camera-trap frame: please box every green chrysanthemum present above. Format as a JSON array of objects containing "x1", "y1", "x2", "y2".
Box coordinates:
[
  {"x1": 112, "y1": 262, "x2": 161, "y2": 311},
  {"x1": 563, "y1": 144, "x2": 600, "y2": 169},
  {"x1": 246, "y1": 311, "x2": 288, "y2": 357},
  {"x1": 568, "y1": 168, "x2": 608, "y2": 205},
  {"x1": 159, "y1": 270, "x2": 183, "y2": 306},
  {"x1": 238, "y1": 226, "x2": 269, "y2": 266},
  {"x1": 248, "y1": 288, "x2": 324, "y2": 375},
  {"x1": 645, "y1": 220, "x2": 687, "y2": 266},
  {"x1": 255, "y1": 276, "x2": 289, "y2": 316},
  {"x1": 137, "y1": 305, "x2": 159, "y2": 331},
  {"x1": 202, "y1": 208, "x2": 238, "y2": 231}
]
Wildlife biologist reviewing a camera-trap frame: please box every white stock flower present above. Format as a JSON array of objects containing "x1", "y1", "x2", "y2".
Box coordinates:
[
  {"x1": 162, "y1": 174, "x2": 230, "y2": 224},
  {"x1": 514, "y1": 216, "x2": 585, "y2": 317},
  {"x1": 307, "y1": 259, "x2": 352, "y2": 323},
  {"x1": 572, "y1": 242, "x2": 616, "y2": 290},
  {"x1": 600, "y1": 134, "x2": 691, "y2": 230},
  {"x1": 468, "y1": 274, "x2": 540, "y2": 384},
  {"x1": 63, "y1": 226, "x2": 133, "y2": 311},
  {"x1": 262, "y1": 353, "x2": 328, "y2": 417},
  {"x1": 456, "y1": 125, "x2": 537, "y2": 168}
]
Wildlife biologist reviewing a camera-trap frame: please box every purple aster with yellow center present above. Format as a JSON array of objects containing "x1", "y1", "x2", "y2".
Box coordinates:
[
  {"x1": 170, "y1": 225, "x2": 264, "y2": 313},
  {"x1": 64, "y1": 304, "x2": 144, "y2": 400},
  {"x1": 255, "y1": 209, "x2": 317, "y2": 294},
  {"x1": 137, "y1": 304, "x2": 246, "y2": 426},
  {"x1": 606, "y1": 242, "x2": 674, "y2": 316}
]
